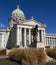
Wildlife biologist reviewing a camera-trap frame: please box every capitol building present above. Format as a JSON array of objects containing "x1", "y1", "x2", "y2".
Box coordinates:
[{"x1": 0, "y1": 5, "x2": 56, "y2": 49}]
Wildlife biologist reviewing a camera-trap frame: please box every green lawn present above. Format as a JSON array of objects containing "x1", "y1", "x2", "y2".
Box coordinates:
[
  {"x1": 0, "y1": 58, "x2": 56, "y2": 65},
  {"x1": 46, "y1": 62, "x2": 56, "y2": 65},
  {"x1": 0, "y1": 58, "x2": 20, "y2": 65}
]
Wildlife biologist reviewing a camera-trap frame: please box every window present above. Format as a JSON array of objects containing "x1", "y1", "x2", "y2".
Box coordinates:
[
  {"x1": 4, "y1": 40, "x2": 5, "y2": 42},
  {"x1": 4, "y1": 44, "x2": 5, "y2": 46},
  {"x1": 0, "y1": 33, "x2": 2, "y2": 43}
]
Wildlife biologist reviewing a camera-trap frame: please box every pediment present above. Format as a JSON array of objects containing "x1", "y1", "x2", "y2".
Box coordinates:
[{"x1": 23, "y1": 19, "x2": 45, "y2": 28}]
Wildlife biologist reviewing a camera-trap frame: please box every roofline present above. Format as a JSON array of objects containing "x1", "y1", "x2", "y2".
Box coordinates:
[
  {"x1": 46, "y1": 33, "x2": 56, "y2": 36},
  {"x1": 23, "y1": 19, "x2": 46, "y2": 28},
  {"x1": 17, "y1": 23, "x2": 45, "y2": 28}
]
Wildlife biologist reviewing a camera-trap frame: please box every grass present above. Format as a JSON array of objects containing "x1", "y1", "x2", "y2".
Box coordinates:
[
  {"x1": 9, "y1": 48, "x2": 47, "y2": 65},
  {"x1": 0, "y1": 58, "x2": 56, "y2": 65},
  {"x1": 46, "y1": 48, "x2": 56, "y2": 59},
  {"x1": 0, "y1": 49, "x2": 6, "y2": 56},
  {"x1": 46, "y1": 60, "x2": 56, "y2": 65},
  {"x1": 0, "y1": 58, "x2": 20, "y2": 65},
  {"x1": 46, "y1": 62, "x2": 56, "y2": 65}
]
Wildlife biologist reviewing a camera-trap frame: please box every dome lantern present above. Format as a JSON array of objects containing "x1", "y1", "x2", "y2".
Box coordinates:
[{"x1": 17, "y1": 5, "x2": 19, "y2": 9}]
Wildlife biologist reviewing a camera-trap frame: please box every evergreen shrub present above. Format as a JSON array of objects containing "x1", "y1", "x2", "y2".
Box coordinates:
[{"x1": 0, "y1": 49, "x2": 6, "y2": 55}]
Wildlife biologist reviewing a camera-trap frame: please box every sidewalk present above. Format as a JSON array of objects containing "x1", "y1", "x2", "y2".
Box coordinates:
[{"x1": 0, "y1": 55, "x2": 9, "y2": 59}]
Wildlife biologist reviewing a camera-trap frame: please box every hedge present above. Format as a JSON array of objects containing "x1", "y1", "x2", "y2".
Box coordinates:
[
  {"x1": 9, "y1": 48, "x2": 47, "y2": 65},
  {"x1": 46, "y1": 48, "x2": 56, "y2": 59}
]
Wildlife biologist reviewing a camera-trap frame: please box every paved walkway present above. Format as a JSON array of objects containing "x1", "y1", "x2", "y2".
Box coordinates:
[{"x1": 0, "y1": 55, "x2": 9, "y2": 59}]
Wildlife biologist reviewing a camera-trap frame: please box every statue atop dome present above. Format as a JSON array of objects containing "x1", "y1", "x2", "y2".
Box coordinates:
[{"x1": 17, "y1": 5, "x2": 19, "y2": 9}]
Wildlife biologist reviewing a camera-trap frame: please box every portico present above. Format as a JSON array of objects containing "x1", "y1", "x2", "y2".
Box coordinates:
[
  {"x1": 16, "y1": 23, "x2": 46, "y2": 48},
  {"x1": 17, "y1": 25, "x2": 32, "y2": 47}
]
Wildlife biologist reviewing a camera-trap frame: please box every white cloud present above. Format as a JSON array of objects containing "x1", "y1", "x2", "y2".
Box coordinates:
[{"x1": 0, "y1": 24, "x2": 5, "y2": 28}]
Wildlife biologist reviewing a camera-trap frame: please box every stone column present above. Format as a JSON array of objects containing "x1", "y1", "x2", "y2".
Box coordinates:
[
  {"x1": 24, "y1": 28, "x2": 27, "y2": 47},
  {"x1": 10, "y1": 19, "x2": 13, "y2": 27},
  {"x1": 29, "y1": 29, "x2": 31, "y2": 45},
  {"x1": 17, "y1": 27, "x2": 20, "y2": 46},
  {"x1": 44, "y1": 30, "x2": 46, "y2": 44},
  {"x1": 41, "y1": 30, "x2": 43, "y2": 43},
  {"x1": 52, "y1": 37, "x2": 53, "y2": 48},
  {"x1": 54, "y1": 37, "x2": 55, "y2": 48},
  {"x1": 20, "y1": 28, "x2": 22, "y2": 46}
]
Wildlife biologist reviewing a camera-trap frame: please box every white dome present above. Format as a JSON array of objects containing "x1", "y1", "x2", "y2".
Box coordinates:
[{"x1": 11, "y1": 5, "x2": 24, "y2": 17}]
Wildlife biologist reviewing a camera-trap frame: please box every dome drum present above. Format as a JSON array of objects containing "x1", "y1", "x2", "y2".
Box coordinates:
[{"x1": 11, "y1": 5, "x2": 25, "y2": 18}]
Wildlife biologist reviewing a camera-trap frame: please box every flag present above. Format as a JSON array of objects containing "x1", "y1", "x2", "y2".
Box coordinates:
[
  {"x1": 13, "y1": 21, "x2": 17, "y2": 24},
  {"x1": 13, "y1": 19, "x2": 19, "y2": 25}
]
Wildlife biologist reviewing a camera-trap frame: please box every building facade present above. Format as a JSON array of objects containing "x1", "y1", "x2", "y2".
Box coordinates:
[
  {"x1": 45, "y1": 34, "x2": 56, "y2": 48},
  {"x1": 0, "y1": 29, "x2": 9, "y2": 49},
  {"x1": 0, "y1": 5, "x2": 56, "y2": 49}
]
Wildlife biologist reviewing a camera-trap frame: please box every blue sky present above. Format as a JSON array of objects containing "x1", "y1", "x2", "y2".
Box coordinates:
[{"x1": 0, "y1": 0, "x2": 56, "y2": 33}]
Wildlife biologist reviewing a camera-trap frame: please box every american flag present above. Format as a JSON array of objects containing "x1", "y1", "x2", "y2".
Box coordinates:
[{"x1": 13, "y1": 19, "x2": 19, "y2": 25}]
